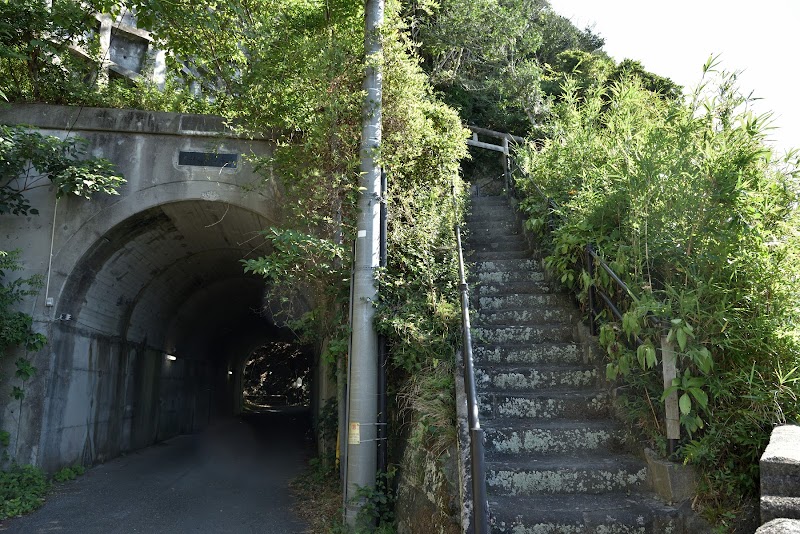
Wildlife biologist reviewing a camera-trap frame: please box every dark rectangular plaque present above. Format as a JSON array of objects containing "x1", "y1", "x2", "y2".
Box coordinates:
[{"x1": 178, "y1": 151, "x2": 238, "y2": 168}]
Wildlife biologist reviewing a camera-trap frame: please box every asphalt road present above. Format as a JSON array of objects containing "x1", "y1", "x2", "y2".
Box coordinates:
[{"x1": 0, "y1": 408, "x2": 313, "y2": 534}]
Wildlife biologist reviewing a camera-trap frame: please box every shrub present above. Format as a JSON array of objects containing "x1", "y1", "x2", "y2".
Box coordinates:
[
  {"x1": 0, "y1": 464, "x2": 49, "y2": 519},
  {"x1": 515, "y1": 59, "x2": 800, "y2": 524}
]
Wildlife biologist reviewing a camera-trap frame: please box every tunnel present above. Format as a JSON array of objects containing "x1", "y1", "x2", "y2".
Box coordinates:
[{"x1": 38, "y1": 199, "x2": 317, "y2": 471}]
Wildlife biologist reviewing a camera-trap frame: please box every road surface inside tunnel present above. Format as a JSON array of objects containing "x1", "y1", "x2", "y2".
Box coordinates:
[{"x1": 0, "y1": 409, "x2": 313, "y2": 534}]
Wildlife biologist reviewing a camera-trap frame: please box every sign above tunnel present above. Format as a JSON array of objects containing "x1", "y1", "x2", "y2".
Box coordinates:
[{"x1": 178, "y1": 151, "x2": 239, "y2": 169}]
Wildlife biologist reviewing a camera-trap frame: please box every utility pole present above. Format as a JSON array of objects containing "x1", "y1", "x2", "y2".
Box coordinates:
[{"x1": 344, "y1": 0, "x2": 383, "y2": 526}]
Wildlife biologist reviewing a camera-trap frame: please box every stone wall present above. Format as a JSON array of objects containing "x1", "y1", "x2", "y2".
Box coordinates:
[{"x1": 395, "y1": 437, "x2": 462, "y2": 534}]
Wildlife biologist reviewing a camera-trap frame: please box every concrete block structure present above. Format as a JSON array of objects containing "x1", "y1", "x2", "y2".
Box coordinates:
[{"x1": 762, "y1": 425, "x2": 800, "y2": 524}]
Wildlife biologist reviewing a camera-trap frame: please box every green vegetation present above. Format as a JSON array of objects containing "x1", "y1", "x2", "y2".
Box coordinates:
[
  {"x1": 0, "y1": 463, "x2": 86, "y2": 520},
  {"x1": 0, "y1": 125, "x2": 123, "y2": 445},
  {"x1": 0, "y1": 464, "x2": 48, "y2": 520},
  {"x1": 407, "y1": 0, "x2": 605, "y2": 133},
  {"x1": 3, "y1": 0, "x2": 797, "y2": 529},
  {"x1": 52, "y1": 464, "x2": 85, "y2": 482},
  {"x1": 514, "y1": 58, "x2": 800, "y2": 525},
  {"x1": 0, "y1": 9, "x2": 124, "y2": 518},
  {"x1": 0, "y1": 124, "x2": 123, "y2": 403}
]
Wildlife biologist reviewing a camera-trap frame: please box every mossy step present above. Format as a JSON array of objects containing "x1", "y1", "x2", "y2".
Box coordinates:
[
  {"x1": 483, "y1": 420, "x2": 625, "y2": 455},
  {"x1": 467, "y1": 213, "x2": 517, "y2": 224},
  {"x1": 467, "y1": 227, "x2": 524, "y2": 241},
  {"x1": 471, "y1": 195, "x2": 511, "y2": 204},
  {"x1": 486, "y1": 454, "x2": 648, "y2": 496},
  {"x1": 468, "y1": 201, "x2": 516, "y2": 211},
  {"x1": 474, "y1": 325, "x2": 574, "y2": 344},
  {"x1": 476, "y1": 364, "x2": 600, "y2": 391},
  {"x1": 469, "y1": 249, "x2": 533, "y2": 261},
  {"x1": 467, "y1": 202, "x2": 516, "y2": 218},
  {"x1": 473, "y1": 258, "x2": 541, "y2": 273},
  {"x1": 472, "y1": 269, "x2": 546, "y2": 284},
  {"x1": 470, "y1": 239, "x2": 530, "y2": 254},
  {"x1": 462, "y1": 228, "x2": 525, "y2": 241},
  {"x1": 473, "y1": 343, "x2": 599, "y2": 365},
  {"x1": 477, "y1": 293, "x2": 573, "y2": 311},
  {"x1": 475, "y1": 306, "x2": 577, "y2": 326},
  {"x1": 476, "y1": 280, "x2": 565, "y2": 297},
  {"x1": 479, "y1": 390, "x2": 610, "y2": 420},
  {"x1": 489, "y1": 493, "x2": 685, "y2": 533}
]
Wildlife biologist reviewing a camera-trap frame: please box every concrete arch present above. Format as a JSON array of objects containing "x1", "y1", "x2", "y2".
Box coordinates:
[
  {"x1": 32, "y1": 198, "x2": 294, "y2": 471},
  {"x1": 0, "y1": 105, "x2": 324, "y2": 471},
  {"x1": 50, "y1": 181, "x2": 281, "y2": 316}
]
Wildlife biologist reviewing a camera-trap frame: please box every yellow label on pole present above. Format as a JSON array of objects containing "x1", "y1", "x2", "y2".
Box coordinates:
[{"x1": 349, "y1": 422, "x2": 360, "y2": 445}]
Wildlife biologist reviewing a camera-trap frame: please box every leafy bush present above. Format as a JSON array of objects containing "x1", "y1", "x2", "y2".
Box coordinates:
[
  {"x1": 0, "y1": 464, "x2": 49, "y2": 519},
  {"x1": 515, "y1": 59, "x2": 800, "y2": 523},
  {"x1": 52, "y1": 464, "x2": 85, "y2": 482}
]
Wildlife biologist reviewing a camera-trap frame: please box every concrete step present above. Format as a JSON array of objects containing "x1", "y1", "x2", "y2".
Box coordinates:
[
  {"x1": 467, "y1": 227, "x2": 523, "y2": 242},
  {"x1": 469, "y1": 239, "x2": 529, "y2": 254},
  {"x1": 465, "y1": 204, "x2": 517, "y2": 220},
  {"x1": 474, "y1": 325, "x2": 574, "y2": 345},
  {"x1": 477, "y1": 293, "x2": 574, "y2": 311},
  {"x1": 489, "y1": 494, "x2": 685, "y2": 533},
  {"x1": 479, "y1": 390, "x2": 610, "y2": 420},
  {"x1": 476, "y1": 280, "x2": 564, "y2": 297},
  {"x1": 473, "y1": 343, "x2": 599, "y2": 366},
  {"x1": 483, "y1": 420, "x2": 625, "y2": 455},
  {"x1": 486, "y1": 454, "x2": 648, "y2": 496},
  {"x1": 473, "y1": 258, "x2": 541, "y2": 273},
  {"x1": 476, "y1": 364, "x2": 600, "y2": 391},
  {"x1": 469, "y1": 249, "x2": 532, "y2": 261},
  {"x1": 469, "y1": 201, "x2": 515, "y2": 212},
  {"x1": 471, "y1": 195, "x2": 511, "y2": 205},
  {"x1": 467, "y1": 221, "x2": 520, "y2": 237},
  {"x1": 476, "y1": 306, "x2": 577, "y2": 326},
  {"x1": 473, "y1": 268, "x2": 545, "y2": 285}
]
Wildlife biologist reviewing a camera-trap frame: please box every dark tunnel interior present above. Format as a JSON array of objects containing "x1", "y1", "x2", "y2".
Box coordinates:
[{"x1": 42, "y1": 200, "x2": 317, "y2": 469}]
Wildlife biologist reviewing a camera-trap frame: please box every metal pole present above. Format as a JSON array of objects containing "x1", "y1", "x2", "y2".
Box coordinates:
[
  {"x1": 586, "y1": 246, "x2": 598, "y2": 336},
  {"x1": 345, "y1": 0, "x2": 383, "y2": 525},
  {"x1": 501, "y1": 136, "x2": 510, "y2": 192},
  {"x1": 455, "y1": 222, "x2": 490, "y2": 534}
]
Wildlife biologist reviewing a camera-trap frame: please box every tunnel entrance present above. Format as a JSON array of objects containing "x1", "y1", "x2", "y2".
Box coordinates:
[
  {"x1": 242, "y1": 341, "x2": 312, "y2": 409},
  {"x1": 38, "y1": 199, "x2": 323, "y2": 471}
]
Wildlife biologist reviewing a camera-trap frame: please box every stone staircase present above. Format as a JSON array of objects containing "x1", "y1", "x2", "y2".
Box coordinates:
[{"x1": 466, "y1": 193, "x2": 685, "y2": 533}]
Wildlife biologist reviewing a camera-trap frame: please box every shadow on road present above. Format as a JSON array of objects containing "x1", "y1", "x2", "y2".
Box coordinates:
[{"x1": 1, "y1": 408, "x2": 314, "y2": 534}]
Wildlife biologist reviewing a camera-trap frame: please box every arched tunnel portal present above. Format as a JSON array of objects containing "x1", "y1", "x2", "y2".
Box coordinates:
[{"x1": 37, "y1": 200, "x2": 317, "y2": 471}]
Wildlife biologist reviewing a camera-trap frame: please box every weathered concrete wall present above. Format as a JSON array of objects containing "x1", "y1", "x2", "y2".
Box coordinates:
[{"x1": 0, "y1": 104, "x2": 285, "y2": 471}]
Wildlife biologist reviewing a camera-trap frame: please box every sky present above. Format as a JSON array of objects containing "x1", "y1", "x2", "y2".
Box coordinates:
[{"x1": 547, "y1": 0, "x2": 800, "y2": 154}]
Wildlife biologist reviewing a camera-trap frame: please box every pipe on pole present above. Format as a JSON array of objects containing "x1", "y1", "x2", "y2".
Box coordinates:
[
  {"x1": 344, "y1": 0, "x2": 384, "y2": 526},
  {"x1": 377, "y1": 169, "x2": 388, "y2": 476}
]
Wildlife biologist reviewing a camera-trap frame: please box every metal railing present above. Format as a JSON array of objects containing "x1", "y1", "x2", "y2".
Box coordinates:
[
  {"x1": 453, "y1": 183, "x2": 489, "y2": 534},
  {"x1": 507, "y1": 156, "x2": 681, "y2": 455}
]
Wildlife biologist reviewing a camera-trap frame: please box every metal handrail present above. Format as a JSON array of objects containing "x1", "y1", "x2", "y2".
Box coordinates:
[
  {"x1": 512, "y1": 159, "x2": 643, "y2": 334},
  {"x1": 453, "y1": 186, "x2": 489, "y2": 534},
  {"x1": 507, "y1": 154, "x2": 680, "y2": 455}
]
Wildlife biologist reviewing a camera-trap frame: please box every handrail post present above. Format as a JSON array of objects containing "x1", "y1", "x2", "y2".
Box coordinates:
[
  {"x1": 502, "y1": 136, "x2": 510, "y2": 193},
  {"x1": 586, "y1": 245, "x2": 598, "y2": 336},
  {"x1": 661, "y1": 335, "x2": 680, "y2": 456}
]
